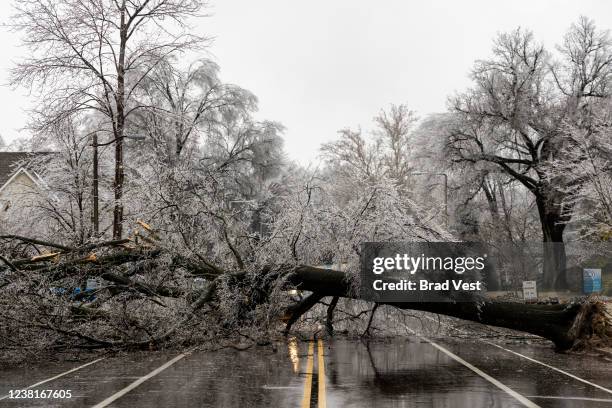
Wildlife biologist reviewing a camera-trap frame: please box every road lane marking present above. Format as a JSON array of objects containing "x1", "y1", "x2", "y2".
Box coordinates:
[
  {"x1": 404, "y1": 326, "x2": 540, "y2": 408},
  {"x1": 483, "y1": 340, "x2": 612, "y2": 395},
  {"x1": 0, "y1": 358, "x2": 105, "y2": 401},
  {"x1": 423, "y1": 338, "x2": 541, "y2": 408},
  {"x1": 417, "y1": 313, "x2": 612, "y2": 396},
  {"x1": 301, "y1": 341, "x2": 314, "y2": 408},
  {"x1": 91, "y1": 353, "x2": 188, "y2": 408},
  {"x1": 527, "y1": 395, "x2": 612, "y2": 403},
  {"x1": 317, "y1": 339, "x2": 326, "y2": 408}
]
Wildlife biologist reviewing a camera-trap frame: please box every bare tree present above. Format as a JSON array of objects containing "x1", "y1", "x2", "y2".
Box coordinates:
[
  {"x1": 448, "y1": 18, "x2": 612, "y2": 289},
  {"x1": 373, "y1": 104, "x2": 417, "y2": 184},
  {"x1": 548, "y1": 108, "x2": 612, "y2": 240},
  {"x1": 10, "y1": 0, "x2": 206, "y2": 239},
  {"x1": 132, "y1": 58, "x2": 257, "y2": 165},
  {"x1": 321, "y1": 103, "x2": 417, "y2": 184},
  {"x1": 29, "y1": 119, "x2": 96, "y2": 243},
  {"x1": 321, "y1": 127, "x2": 383, "y2": 179}
]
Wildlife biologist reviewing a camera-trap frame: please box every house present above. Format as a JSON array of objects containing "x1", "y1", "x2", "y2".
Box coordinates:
[{"x1": 0, "y1": 152, "x2": 46, "y2": 223}]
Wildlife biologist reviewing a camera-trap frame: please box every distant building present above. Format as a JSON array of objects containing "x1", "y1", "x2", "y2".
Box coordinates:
[{"x1": 0, "y1": 152, "x2": 46, "y2": 224}]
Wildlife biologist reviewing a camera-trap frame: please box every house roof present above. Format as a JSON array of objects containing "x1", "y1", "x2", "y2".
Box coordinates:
[{"x1": 0, "y1": 152, "x2": 50, "y2": 188}]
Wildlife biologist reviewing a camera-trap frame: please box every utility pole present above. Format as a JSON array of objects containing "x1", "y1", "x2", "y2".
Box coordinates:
[
  {"x1": 112, "y1": 2, "x2": 128, "y2": 240},
  {"x1": 91, "y1": 133, "x2": 145, "y2": 238},
  {"x1": 92, "y1": 133, "x2": 99, "y2": 236}
]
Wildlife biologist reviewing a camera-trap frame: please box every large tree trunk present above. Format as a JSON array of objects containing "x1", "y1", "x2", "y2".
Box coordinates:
[
  {"x1": 112, "y1": 4, "x2": 128, "y2": 240},
  {"x1": 481, "y1": 177, "x2": 503, "y2": 290},
  {"x1": 536, "y1": 196, "x2": 568, "y2": 290},
  {"x1": 288, "y1": 266, "x2": 609, "y2": 350}
]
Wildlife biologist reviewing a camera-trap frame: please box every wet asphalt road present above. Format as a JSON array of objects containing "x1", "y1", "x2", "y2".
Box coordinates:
[{"x1": 1, "y1": 329, "x2": 611, "y2": 407}]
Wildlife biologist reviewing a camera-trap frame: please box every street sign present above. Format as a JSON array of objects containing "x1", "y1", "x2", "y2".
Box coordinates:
[
  {"x1": 522, "y1": 281, "x2": 537, "y2": 302},
  {"x1": 583, "y1": 268, "x2": 602, "y2": 294}
]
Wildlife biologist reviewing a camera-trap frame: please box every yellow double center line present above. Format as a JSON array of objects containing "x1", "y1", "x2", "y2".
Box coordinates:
[
  {"x1": 301, "y1": 341, "x2": 314, "y2": 407},
  {"x1": 318, "y1": 339, "x2": 326, "y2": 408},
  {"x1": 301, "y1": 339, "x2": 326, "y2": 408}
]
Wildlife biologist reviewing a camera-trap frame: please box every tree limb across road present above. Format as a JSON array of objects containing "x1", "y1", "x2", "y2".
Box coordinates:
[
  {"x1": 0, "y1": 232, "x2": 610, "y2": 355},
  {"x1": 288, "y1": 266, "x2": 611, "y2": 351}
]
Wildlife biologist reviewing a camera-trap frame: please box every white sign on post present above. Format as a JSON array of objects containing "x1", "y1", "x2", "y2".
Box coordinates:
[{"x1": 522, "y1": 281, "x2": 537, "y2": 302}]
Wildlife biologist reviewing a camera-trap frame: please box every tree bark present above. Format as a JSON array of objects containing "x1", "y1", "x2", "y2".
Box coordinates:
[
  {"x1": 481, "y1": 177, "x2": 502, "y2": 290},
  {"x1": 326, "y1": 296, "x2": 339, "y2": 336},
  {"x1": 283, "y1": 292, "x2": 324, "y2": 336},
  {"x1": 112, "y1": 2, "x2": 128, "y2": 239},
  {"x1": 92, "y1": 133, "x2": 100, "y2": 236},
  {"x1": 536, "y1": 196, "x2": 568, "y2": 290}
]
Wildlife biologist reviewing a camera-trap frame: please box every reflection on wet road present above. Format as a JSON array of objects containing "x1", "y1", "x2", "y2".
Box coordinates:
[
  {"x1": 324, "y1": 339, "x2": 612, "y2": 407},
  {"x1": 1, "y1": 335, "x2": 611, "y2": 407}
]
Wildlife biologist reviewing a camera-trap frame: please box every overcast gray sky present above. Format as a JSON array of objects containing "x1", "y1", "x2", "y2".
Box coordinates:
[{"x1": 1, "y1": 1, "x2": 612, "y2": 163}]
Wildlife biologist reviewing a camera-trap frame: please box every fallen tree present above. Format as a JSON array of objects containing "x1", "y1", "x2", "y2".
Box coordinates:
[
  {"x1": 1, "y1": 236, "x2": 610, "y2": 355},
  {"x1": 289, "y1": 266, "x2": 611, "y2": 350}
]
